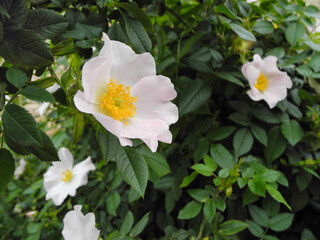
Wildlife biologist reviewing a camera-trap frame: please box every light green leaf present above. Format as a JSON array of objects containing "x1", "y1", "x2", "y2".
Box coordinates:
[
  {"x1": 20, "y1": 86, "x2": 55, "y2": 103},
  {"x1": 2, "y1": 104, "x2": 42, "y2": 147},
  {"x1": 281, "y1": 120, "x2": 303, "y2": 146},
  {"x1": 304, "y1": 40, "x2": 320, "y2": 52},
  {"x1": 210, "y1": 143, "x2": 234, "y2": 169},
  {"x1": 178, "y1": 201, "x2": 202, "y2": 219},
  {"x1": 248, "y1": 179, "x2": 266, "y2": 197},
  {"x1": 229, "y1": 23, "x2": 256, "y2": 42},
  {"x1": 266, "y1": 184, "x2": 291, "y2": 211},
  {"x1": 106, "y1": 191, "x2": 121, "y2": 216},
  {"x1": 120, "y1": 211, "x2": 134, "y2": 235},
  {"x1": 0, "y1": 149, "x2": 15, "y2": 191},
  {"x1": 115, "y1": 147, "x2": 148, "y2": 197},
  {"x1": 203, "y1": 198, "x2": 216, "y2": 223},
  {"x1": 6, "y1": 67, "x2": 27, "y2": 88},
  {"x1": 253, "y1": 20, "x2": 274, "y2": 34},
  {"x1": 203, "y1": 155, "x2": 217, "y2": 171},
  {"x1": 220, "y1": 220, "x2": 249, "y2": 235},
  {"x1": 191, "y1": 164, "x2": 212, "y2": 177},
  {"x1": 180, "y1": 171, "x2": 198, "y2": 188},
  {"x1": 285, "y1": 21, "x2": 305, "y2": 46},
  {"x1": 187, "y1": 189, "x2": 210, "y2": 202},
  {"x1": 233, "y1": 128, "x2": 253, "y2": 157},
  {"x1": 269, "y1": 213, "x2": 294, "y2": 232}
]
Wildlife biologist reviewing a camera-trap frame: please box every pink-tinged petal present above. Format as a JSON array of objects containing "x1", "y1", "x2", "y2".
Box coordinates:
[
  {"x1": 242, "y1": 63, "x2": 260, "y2": 88},
  {"x1": 119, "y1": 137, "x2": 133, "y2": 147},
  {"x1": 98, "y1": 33, "x2": 113, "y2": 60},
  {"x1": 58, "y1": 148, "x2": 74, "y2": 169},
  {"x1": 268, "y1": 72, "x2": 292, "y2": 88},
  {"x1": 247, "y1": 89, "x2": 263, "y2": 101},
  {"x1": 121, "y1": 118, "x2": 172, "y2": 152},
  {"x1": 82, "y1": 57, "x2": 111, "y2": 103},
  {"x1": 131, "y1": 76, "x2": 178, "y2": 125},
  {"x1": 93, "y1": 113, "x2": 123, "y2": 138},
  {"x1": 252, "y1": 54, "x2": 262, "y2": 68},
  {"x1": 62, "y1": 205, "x2": 100, "y2": 240},
  {"x1": 263, "y1": 85, "x2": 288, "y2": 109},
  {"x1": 74, "y1": 91, "x2": 99, "y2": 114}
]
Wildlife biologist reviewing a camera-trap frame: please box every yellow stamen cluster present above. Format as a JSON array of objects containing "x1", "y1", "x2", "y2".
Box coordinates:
[
  {"x1": 99, "y1": 79, "x2": 137, "y2": 125},
  {"x1": 255, "y1": 73, "x2": 269, "y2": 91},
  {"x1": 61, "y1": 169, "x2": 72, "y2": 182}
]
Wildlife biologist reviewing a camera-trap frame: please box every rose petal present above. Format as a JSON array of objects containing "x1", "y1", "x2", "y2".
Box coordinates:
[
  {"x1": 58, "y1": 147, "x2": 74, "y2": 169},
  {"x1": 131, "y1": 76, "x2": 178, "y2": 125},
  {"x1": 74, "y1": 91, "x2": 99, "y2": 114}
]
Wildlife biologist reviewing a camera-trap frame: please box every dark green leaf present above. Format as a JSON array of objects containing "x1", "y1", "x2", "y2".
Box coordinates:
[
  {"x1": 6, "y1": 66, "x2": 27, "y2": 88},
  {"x1": 203, "y1": 198, "x2": 216, "y2": 223},
  {"x1": 178, "y1": 79, "x2": 212, "y2": 116},
  {"x1": 246, "y1": 220, "x2": 264, "y2": 238},
  {"x1": 269, "y1": 213, "x2": 294, "y2": 232},
  {"x1": 106, "y1": 191, "x2": 121, "y2": 216},
  {"x1": 266, "y1": 185, "x2": 291, "y2": 210},
  {"x1": 229, "y1": 23, "x2": 256, "y2": 42},
  {"x1": 0, "y1": 149, "x2": 15, "y2": 191},
  {"x1": 20, "y1": 85, "x2": 55, "y2": 103},
  {"x1": 253, "y1": 20, "x2": 274, "y2": 34},
  {"x1": 248, "y1": 179, "x2": 266, "y2": 197},
  {"x1": 281, "y1": 120, "x2": 303, "y2": 146},
  {"x1": 179, "y1": 32, "x2": 205, "y2": 60},
  {"x1": 98, "y1": 129, "x2": 120, "y2": 162},
  {"x1": 115, "y1": 147, "x2": 148, "y2": 197},
  {"x1": 75, "y1": 23, "x2": 102, "y2": 39},
  {"x1": 264, "y1": 126, "x2": 286, "y2": 163},
  {"x1": 177, "y1": 201, "x2": 202, "y2": 219},
  {"x1": 191, "y1": 164, "x2": 212, "y2": 177},
  {"x1": 213, "y1": 71, "x2": 244, "y2": 87},
  {"x1": 193, "y1": 138, "x2": 209, "y2": 162},
  {"x1": 130, "y1": 212, "x2": 150, "y2": 237},
  {"x1": 250, "y1": 124, "x2": 268, "y2": 146},
  {"x1": 220, "y1": 220, "x2": 248, "y2": 235},
  {"x1": 228, "y1": 112, "x2": 250, "y2": 126},
  {"x1": 137, "y1": 145, "x2": 170, "y2": 177},
  {"x1": 216, "y1": 5, "x2": 241, "y2": 20},
  {"x1": 24, "y1": 9, "x2": 68, "y2": 39},
  {"x1": 187, "y1": 189, "x2": 209, "y2": 202},
  {"x1": 72, "y1": 112, "x2": 84, "y2": 144},
  {"x1": 210, "y1": 144, "x2": 234, "y2": 169},
  {"x1": 301, "y1": 228, "x2": 317, "y2": 240},
  {"x1": 206, "y1": 126, "x2": 236, "y2": 141},
  {"x1": 30, "y1": 131, "x2": 59, "y2": 162},
  {"x1": 285, "y1": 21, "x2": 305, "y2": 46},
  {"x1": 120, "y1": 211, "x2": 134, "y2": 235},
  {"x1": 180, "y1": 171, "x2": 198, "y2": 188},
  {"x1": 233, "y1": 128, "x2": 253, "y2": 157},
  {"x1": 2, "y1": 104, "x2": 41, "y2": 147},
  {"x1": 117, "y1": 2, "x2": 152, "y2": 31},
  {"x1": 0, "y1": 29, "x2": 53, "y2": 70},
  {"x1": 248, "y1": 205, "x2": 269, "y2": 227},
  {"x1": 1, "y1": 0, "x2": 28, "y2": 31}
]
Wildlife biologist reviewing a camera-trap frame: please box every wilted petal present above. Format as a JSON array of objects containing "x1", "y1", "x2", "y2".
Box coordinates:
[{"x1": 62, "y1": 205, "x2": 100, "y2": 240}]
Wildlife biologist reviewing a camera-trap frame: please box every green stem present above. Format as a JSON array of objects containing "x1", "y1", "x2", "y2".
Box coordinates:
[
  {"x1": 165, "y1": 6, "x2": 195, "y2": 34},
  {"x1": 6, "y1": 90, "x2": 20, "y2": 105},
  {"x1": 197, "y1": 218, "x2": 206, "y2": 240}
]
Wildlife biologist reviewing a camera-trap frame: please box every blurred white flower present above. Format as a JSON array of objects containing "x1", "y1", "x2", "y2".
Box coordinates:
[
  {"x1": 26, "y1": 211, "x2": 38, "y2": 220},
  {"x1": 43, "y1": 147, "x2": 95, "y2": 206},
  {"x1": 247, "y1": 0, "x2": 258, "y2": 3},
  {"x1": 62, "y1": 205, "x2": 100, "y2": 240},
  {"x1": 73, "y1": 33, "x2": 178, "y2": 152},
  {"x1": 242, "y1": 54, "x2": 292, "y2": 108},
  {"x1": 36, "y1": 83, "x2": 60, "y2": 116},
  {"x1": 14, "y1": 158, "x2": 26, "y2": 180}
]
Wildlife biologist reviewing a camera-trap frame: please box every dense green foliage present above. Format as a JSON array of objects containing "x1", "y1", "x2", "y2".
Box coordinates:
[{"x1": 1, "y1": 0, "x2": 320, "y2": 239}]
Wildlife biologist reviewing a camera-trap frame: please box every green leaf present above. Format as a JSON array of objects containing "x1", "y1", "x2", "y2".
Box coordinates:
[
  {"x1": 30, "y1": 131, "x2": 59, "y2": 162},
  {"x1": 309, "y1": 53, "x2": 320, "y2": 73},
  {"x1": 229, "y1": 23, "x2": 256, "y2": 42},
  {"x1": 296, "y1": 170, "x2": 312, "y2": 192},
  {"x1": 269, "y1": 213, "x2": 294, "y2": 232},
  {"x1": 122, "y1": 14, "x2": 151, "y2": 53},
  {"x1": 6, "y1": 66, "x2": 27, "y2": 88},
  {"x1": 216, "y1": 5, "x2": 241, "y2": 20},
  {"x1": 191, "y1": 164, "x2": 212, "y2": 177},
  {"x1": 1, "y1": 0, "x2": 28, "y2": 31},
  {"x1": 250, "y1": 124, "x2": 268, "y2": 146},
  {"x1": 20, "y1": 86, "x2": 55, "y2": 103},
  {"x1": 0, "y1": 5, "x2": 10, "y2": 18},
  {"x1": 253, "y1": 20, "x2": 274, "y2": 34},
  {"x1": 301, "y1": 228, "x2": 317, "y2": 240},
  {"x1": 264, "y1": 126, "x2": 286, "y2": 163},
  {"x1": 72, "y1": 112, "x2": 84, "y2": 144},
  {"x1": 304, "y1": 40, "x2": 320, "y2": 52},
  {"x1": 206, "y1": 126, "x2": 236, "y2": 141},
  {"x1": 137, "y1": 145, "x2": 170, "y2": 177},
  {"x1": 281, "y1": 120, "x2": 303, "y2": 146},
  {"x1": 0, "y1": 149, "x2": 15, "y2": 191},
  {"x1": 248, "y1": 179, "x2": 266, "y2": 197},
  {"x1": 177, "y1": 201, "x2": 202, "y2": 219},
  {"x1": 214, "y1": 196, "x2": 226, "y2": 211},
  {"x1": 220, "y1": 220, "x2": 248, "y2": 235},
  {"x1": 213, "y1": 71, "x2": 244, "y2": 87},
  {"x1": 115, "y1": 147, "x2": 148, "y2": 197},
  {"x1": 117, "y1": 2, "x2": 152, "y2": 31},
  {"x1": 210, "y1": 144, "x2": 235, "y2": 169},
  {"x1": 106, "y1": 191, "x2": 121, "y2": 216},
  {"x1": 246, "y1": 220, "x2": 264, "y2": 238},
  {"x1": 203, "y1": 198, "x2": 216, "y2": 223},
  {"x1": 23, "y1": 9, "x2": 68, "y2": 39},
  {"x1": 75, "y1": 23, "x2": 102, "y2": 39},
  {"x1": 203, "y1": 155, "x2": 217, "y2": 171},
  {"x1": 233, "y1": 128, "x2": 253, "y2": 157},
  {"x1": 120, "y1": 211, "x2": 134, "y2": 235},
  {"x1": 285, "y1": 21, "x2": 305, "y2": 46},
  {"x1": 179, "y1": 32, "x2": 205, "y2": 60},
  {"x1": 180, "y1": 171, "x2": 198, "y2": 188},
  {"x1": 266, "y1": 185, "x2": 291, "y2": 211},
  {"x1": 243, "y1": 188, "x2": 260, "y2": 206},
  {"x1": 248, "y1": 205, "x2": 269, "y2": 227},
  {"x1": 259, "y1": 169, "x2": 280, "y2": 183},
  {"x1": 252, "y1": 107, "x2": 283, "y2": 124},
  {"x1": 228, "y1": 112, "x2": 250, "y2": 126},
  {"x1": 2, "y1": 104, "x2": 41, "y2": 147},
  {"x1": 98, "y1": 129, "x2": 120, "y2": 163},
  {"x1": 0, "y1": 29, "x2": 53, "y2": 70},
  {"x1": 130, "y1": 212, "x2": 150, "y2": 237},
  {"x1": 178, "y1": 79, "x2": 212, "y2": 116},
  {"x1": 4, "y1": 132, "x2": 32, "y2": 155},
  {"x1": 187, "y1": 189, "x2": 210, "y2": 202},
  {"x1": 193, "y1": 138, "x2": 209, "y2": 162}
]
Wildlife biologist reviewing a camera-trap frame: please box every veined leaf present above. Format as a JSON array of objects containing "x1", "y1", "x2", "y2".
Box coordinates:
[
  {"x1": 281, "y1": 120, "x2": 303, "y2": 146},
  {"x1": 266, "y1": 184, "x2": 291, "y2": 211},
  {"x1": 1, "y1": 0, "x2": 28, "y2": 31},
  {"x1": 210, "y1": 144, "x2": 234, "y2": 169},
  {"x1": 2, "y1": 104, "x2": 42, "y2": 147},
  {"x1": 0, "y1": 149, "x2": 15, "y2": 191},
  {"x1": 98, "y1": 129, "x2": 120, "y2": 163},
  {"x1": 220, "y1": 220, "x2": 249, "y2": 235},
  {"x1": 229, "y1": 23, "x2": 256, "y2": 42},
  {"x1": 178, "y1": 201, "x2": 202, "y2": 219},
  {"x1": 115, "y1": 147, "x2": 148, "y2": 197},
  {"x1": 130, "y1": 212, "x2": 150, "y2": 237},
  {"x1": 233, "y1": 128, "x2": 253, "y2": 157},
  {"x1": 6, "y1": 66, "x2": 27, "y2": 88},
  {"x1": 285, "y1": 21, "x2": 305, "y2": 46},
  {"x1": 264, "y1": 126, "x2": 286, "y2": 163},
  {"x1": 20, "y1": 85, "x2": 55, "y2": 103}
]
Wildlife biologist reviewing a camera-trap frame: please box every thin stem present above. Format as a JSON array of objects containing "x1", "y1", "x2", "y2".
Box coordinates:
[
  {"x1": 6, "y1": 90, "x2": 20, "y2": 105},
  {"x1": 165, "y1": 6, "x2": 196, "y2": 34},
  {"x1": 197, "y1": 218, "x2": 206, "y2": 240}
]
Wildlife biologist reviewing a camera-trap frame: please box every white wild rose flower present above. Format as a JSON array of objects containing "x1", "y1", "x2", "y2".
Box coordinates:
[
  {"x1": 43, "y1": 147, "x2": 95, "y2": 206},
  {"x1": 242, "y1": 54, "x2": 292, "y2": 108},
  {"x1": 62, "y1": 205, "x2": 100, "y2": 240},
  {"x1": 14, "y1": 158, "x2": 26, "y2": 180},
  {"x1": 74, "y1": 33, "x2": 178, "y2": 152}
]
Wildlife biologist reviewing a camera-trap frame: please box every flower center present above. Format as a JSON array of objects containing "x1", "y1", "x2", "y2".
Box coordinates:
[
  {"x1": 99, "y1": 79, "x2": 137, "y2": 125},
  {"x1": 255, "y1": 73, "x2": 269, "y2": 91},
  {"x1": 61, "y1": 169, "x2": 72, "y2": 182}
]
